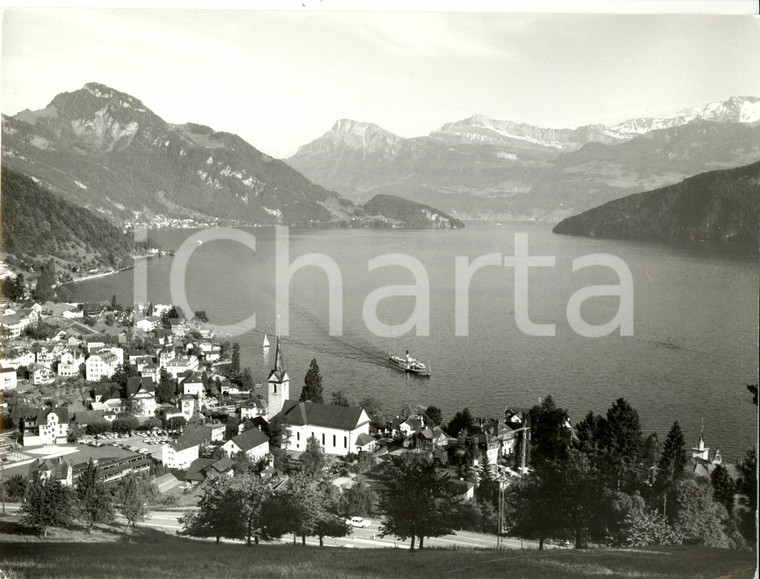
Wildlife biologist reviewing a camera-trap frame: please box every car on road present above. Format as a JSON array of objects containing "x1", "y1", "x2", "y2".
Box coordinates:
[{"x1": 346, "y1": 517, "x2": 370, "y2": 528}]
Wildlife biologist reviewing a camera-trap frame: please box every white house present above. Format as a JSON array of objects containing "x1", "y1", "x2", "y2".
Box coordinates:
[
  {"x1": 0, "y1": 363, "x2": 18, "y2": 390},
  {"x1": 164, "y1": 356, "x2": 199, "y2": 379},
  {"x1": 161, "y1": 427, "x2": 206, "y2": 470},
  {"x1": 86, "y1": 350, "x2": 119, "y2": 382},
  {"x1": 58, "y1": 348, "x2": 85, "y2": 378},
  {"x1": 29, "y1": 363, "x2": 56, "y2": 386},
  {"x1": 23, "y1": 407, "x2": 69, "y2": 446},
  {"x1": 221, "y1": 428, "x2": 270, "y2": 462},
  {"x1": 126, "y1": 376, "x2": 157, "y2": 418},
  {"x1": 238, "y1": 396, "x2": 267, "y2": 420}
]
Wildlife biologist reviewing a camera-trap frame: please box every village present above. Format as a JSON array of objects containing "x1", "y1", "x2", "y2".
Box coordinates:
[
  {"x1": 1, "y1": 284, "x2": 751, "y2": 555},
  {"x1": 0, "y1": 293, "x2": 545, "y2": 543}
]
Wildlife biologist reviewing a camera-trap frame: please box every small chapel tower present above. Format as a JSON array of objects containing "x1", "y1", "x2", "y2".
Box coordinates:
[
  {"x1": 267, "y1": 338, "x2": 290, "y2": 419},
  {"x1": 691, "y1": 419, "x2": 710, "y2": 462}
]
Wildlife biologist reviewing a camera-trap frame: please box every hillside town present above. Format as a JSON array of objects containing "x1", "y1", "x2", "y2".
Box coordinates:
[{"x1": 1, "y1": 286, "x2": 756, "y2": 554}]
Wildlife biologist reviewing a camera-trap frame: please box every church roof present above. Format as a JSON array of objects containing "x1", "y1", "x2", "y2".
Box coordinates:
[
  {"x1": 268, "y1": 338, "x2": 288, "y2": 382},
  {"x1": 279, "y1": 400, "x2": 369, "y2": 431}
]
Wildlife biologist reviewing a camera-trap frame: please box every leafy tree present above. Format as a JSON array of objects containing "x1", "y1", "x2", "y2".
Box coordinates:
[
  {"x1": 155, "y1": 368, "x2": 176, "y2": 404},
  {"x1": 609, "y1": 492, "x2": 677, "y2": 547},
  {"x1": 76, "y1": 460, "x2": 115, "y2": 532},
  {"x1": 139, "y1": 417, "x2": 162, "y2": 431},
  {"x1": 67, "y1": 423, "x2": 84, "y2": 443},
  {"x1": 2, "y1": 474, "x2": 27, "y2": 501},
  {"x1": 654, "y1": 421, "x2": 687, "y2": 515},
  {"x1": 235, "y1": 475, "x2": 271, "y2": 545},
  {"x1": 313, "y1": 481, "x2": 351, "y2": 547},
  {"x1": 300, "y1": 434, "x2": 326, "y2": 478},
  {"x1": 446, "y1": 407, "x2": 477, "y2": 437},
  {"x1": 21, "y1": 471, "x2": 76, "y2": 536},
  {"x1": 300, "y1": 358, "x2": 324, "y2": 404},
  {"x1": 358, "y1": 397, "x2": 386, "y2": 430},
  {"x1": 424, "y1": 406, "x2": 443, "y2": 427},
  {"x1": 341, "y1": 475, "x2": 377, "y2": 517},
  {"x1": 672, "y1": 478, "x2": 731, "y2": 548},
  {"x1": 194, "y1": 310, "x2": 209, "y2": 323},
  {"x1": 261, "y1": 474, "x2": 324, "y2": 545},
  {"x1": 116, "y1": 474, "x2": 153, "y2": 527},
  {"x1": 330, "y1": 390, "x2": 350, "y2": 407},
  {"x1": 239, "y1": 367, "x2": 255, "y2": 392},
  {"x1": 112, "y1": 416, "x2": 139, "y2": 435},
  {"x1": 711, "y1": 464, "x2": 736, "y2": 515},
  {"x1": 379, "y1": 452, "x2": 460, "y2": 550},
  {"x1": 181, "y1": 476, "x2": 244, "y2": 544},
  {"x1": 86, "y1": 421, "x2": 111, "y2": 436},
  {"x1": 735, "y1": 448, "x2": 757, "y2": 543},
  {"x1": 110, "y1": 362, "x2": 138, "y2": 389},
  {"x1": 33, "y1": 259, "x2": 57, "y2": 301},
  {"x1": 166, "y1": 415, "x2": 187, "y2": 432},
  {"x1": 266, "y1": 414, "x2": 289, "y2": 449}
]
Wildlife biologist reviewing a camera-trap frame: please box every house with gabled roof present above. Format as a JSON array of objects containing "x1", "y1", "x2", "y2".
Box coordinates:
[
  {"x1": 161, "y1": 425, "x2": 209, "y2": 469},
  {"x1": 58, "y1": 348, "x2": 85, "y2": 378},
  {"x1": 22, "y1": 406, "x2": 69, "y2": 446},
  {"x1": 29, "y1": 363, "x2": 56, "y2": 386},
  {"x1": 238, "y1": 396, "x2": 267, "y2": 420},
  {"x1": 222, "y1": 427, "x2": 270, "y2": 462},
  {"x1": 28, "y1": 457, "x2": 73, "y2": 486},
  {"x1": 86, "y1": 350, "x2": 119, "y2": 381},
  {"x1": 184, "y1": 456, "x2": 234, "y2": 485},
  {"x1": 126, "y1": 376, "x2": 157, "y2": 418}
]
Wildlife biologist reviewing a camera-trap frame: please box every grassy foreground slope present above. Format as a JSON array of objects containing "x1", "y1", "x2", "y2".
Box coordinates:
[{"x1": 0, "y1": 538, "x2": 756, "y2": 579}]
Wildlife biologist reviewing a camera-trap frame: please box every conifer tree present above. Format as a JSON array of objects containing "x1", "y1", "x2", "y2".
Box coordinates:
[
  {"x1": 300, "y1": 358, "x2": 324, "y2": 404},
  {"x1": 654, "y1": 421, "x2": 687, "y2": 509}
]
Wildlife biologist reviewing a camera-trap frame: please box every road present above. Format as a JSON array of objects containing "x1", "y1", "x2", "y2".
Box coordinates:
[
  {"x1": 1, "y1": 504, "x2": 549, "y2": 550},
  {"x1": 134, "y1": 510, "x2": 545, "y2": 550}
]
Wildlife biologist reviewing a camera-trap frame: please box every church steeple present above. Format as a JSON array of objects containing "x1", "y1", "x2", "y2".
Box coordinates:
[{"x1": 267, "y1": 337, "x2": 289, "y2": 419}]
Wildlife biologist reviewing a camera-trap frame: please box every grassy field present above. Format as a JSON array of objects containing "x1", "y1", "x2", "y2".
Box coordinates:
[{"x1": 0, "y1": 524, "x2": 756, "y2": 579}]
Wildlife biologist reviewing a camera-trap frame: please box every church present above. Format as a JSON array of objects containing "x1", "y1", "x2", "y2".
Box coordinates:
[{"x1": 266, "y1": 338, "x2": 371, "y2": 457}]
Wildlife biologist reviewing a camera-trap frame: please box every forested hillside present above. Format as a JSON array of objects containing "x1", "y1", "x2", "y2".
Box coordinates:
[{"x1": 1, "y1": 167, "x2": 148, "y2": 278}]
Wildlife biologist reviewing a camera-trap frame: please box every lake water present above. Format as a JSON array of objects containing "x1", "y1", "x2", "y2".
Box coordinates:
[{"x1": 66, "y1": 223, "x2": 758, "y2": 460}]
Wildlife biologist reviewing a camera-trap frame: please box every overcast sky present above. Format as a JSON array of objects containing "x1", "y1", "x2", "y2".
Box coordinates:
[{"x1": 2, "y1": 9, "x2": 759, "y2": 157}]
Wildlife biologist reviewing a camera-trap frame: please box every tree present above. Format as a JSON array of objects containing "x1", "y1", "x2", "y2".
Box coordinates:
[
  {"x1": 609, "y1": 492, "x2": 677, "y2": 547},
  {"x1": 110, "y1": 362, "x2": 138, "y2": 389},
  {"x1": 86, "y1": 421, "x2": 111, "y2": 436},
  {"x1": 21, "y1": 471, "x2": 76, "y2": 536},
  {"x1": 166, "y1": 415, "x2": 187, "y2": 433},
  {"x1": 654, "y1": 421, "x2": 687, "y2": 514},
  {"x1": 300, "y1": 435, "x2": 326, "y2": 478},
  {"x1": 711, "y1": 464, "x2": 737, "y2": 515},
  {"x1": 261, "y1": 474, "x2": 324, "y2": 545},
  {"x1": 300, "y1": 358, "x2": 324, "y2": 404},
  {"x1": 194, "y1": 310, "x2": 209, "y2": 323},
  {"x1": 598, "y1": 398, "x2": 644, "y2": 490},
  {"x1": 341, "y1": 475, "x2": 377, "y2": 518},
  {"x1": 117, "y1": 473, "x2": 153, "y2": 527},
  {"x1": 330, "y1": 390, "x2": 350, "y2": 407},
  {"x1": 529, "y1": 395, "x2": 570, "y2": 465},
  {"x1": 358, "y1": 397, "x2": 386, "y2": 430},
  {"x1": 112, "y1": 416, "x2": 139, "y2": 436},
  {"x1": 735, "y1": 448, "x2": 757, "y2": 543},
  {"x1": 672, "y1": 478, "x2": 731, "y2": 548},
  {"x1": 181, "y1": 476, "x2": 244, "y2": 544},
  {"x1": 235, "y1": 475, "x2": 271, "y2": 545},
  {"x1": 76, "y1": 460, "x2": 115, "y2": 532},
  {"x1": 231, "y1": 343, "x2": 241, "y2": 375},
  {"x1": 266, "y1": 414, "x2": 289, "y2": 449},
  {"x1": 313, "y1": 481, "x2": 351, "y2": 546},
  {"x1": 474, "y1": 453, "x2": 499, "y2": 509},
  {"x1": 424, "y1": 406, "x2": 443, "y2": 428},
  {"x1": 379, "y1": 452, "x2": 460, "y2": 550},
  {"x1": 446, "y1": 407, "x2": 477, "y2": 437},
  {"x1": 33, "y1": 259, "x2": 57, "y2": 301},
  {"x1": 155, "y1": 368, "x2": 176, "y2": 404}
]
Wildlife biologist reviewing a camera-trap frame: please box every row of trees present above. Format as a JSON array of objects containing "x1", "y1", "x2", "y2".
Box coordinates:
[
  {"x1": 505, "y1": 394, "x2": 755, "y2": 550},
  {"x1": 20, "y1": 461, "x2": 155, "y2": 536}
]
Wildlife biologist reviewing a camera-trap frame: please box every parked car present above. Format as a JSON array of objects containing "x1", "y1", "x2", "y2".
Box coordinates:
[{"x1": 346, "y1": 517, "x2": 370, "y2": 528}]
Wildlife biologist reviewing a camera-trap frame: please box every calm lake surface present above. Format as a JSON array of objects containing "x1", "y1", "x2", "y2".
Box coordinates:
[{"x1": 66, "y1": 222, "x2": 759, "y2": 460}]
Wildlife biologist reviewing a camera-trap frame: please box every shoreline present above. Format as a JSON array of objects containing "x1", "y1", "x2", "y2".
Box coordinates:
[{"x1": 60, "y1": 254, "x2": 166, "y2": 287}]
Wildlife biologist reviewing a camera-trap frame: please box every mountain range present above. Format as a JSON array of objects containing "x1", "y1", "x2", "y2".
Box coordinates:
[
  {"x1": 1, "y1": 83, "x2": 462, "y2": 230},
  {"x1": 287, "y1": 97, "x2": 760, "y2": 221},
  {"x1": 552, "y1": 161, "x2": 760, "y2": 251}
]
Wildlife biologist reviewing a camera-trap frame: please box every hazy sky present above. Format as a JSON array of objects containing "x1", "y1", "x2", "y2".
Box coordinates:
[{"x1": 2, "y1": 9, "x2": 759, "y2": 157}]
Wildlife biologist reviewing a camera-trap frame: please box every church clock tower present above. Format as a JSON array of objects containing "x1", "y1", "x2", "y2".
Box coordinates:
[{"x1": 266, "y1": 338, "x2": 290, "y2": 419}]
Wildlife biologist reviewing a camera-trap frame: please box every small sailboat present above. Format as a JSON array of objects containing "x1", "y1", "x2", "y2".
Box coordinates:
[{"x1": 262, "y1": 333, "x2": 270, "y2": 348}]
